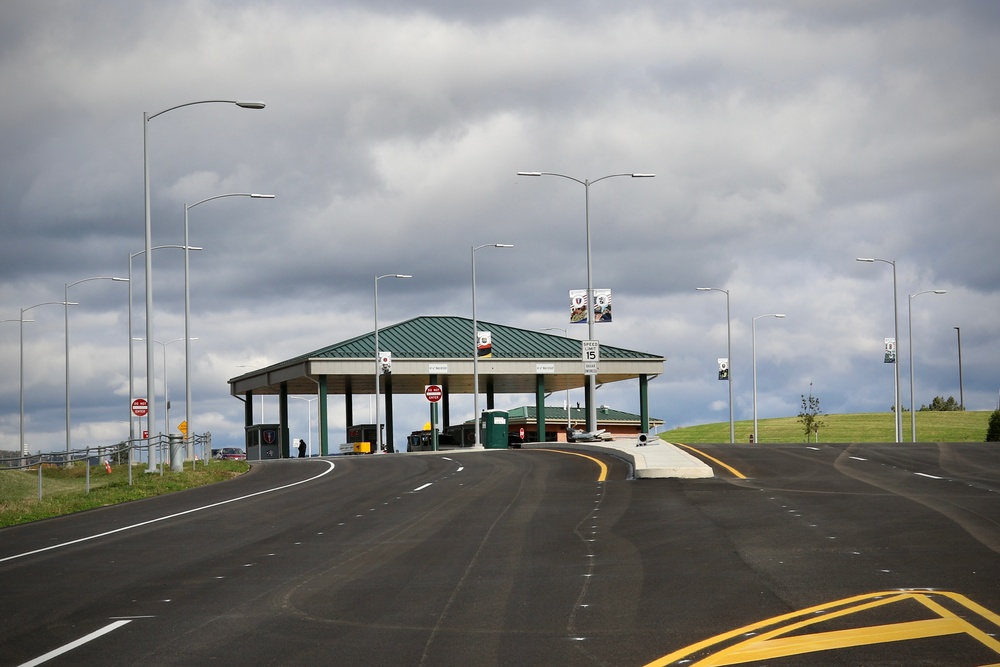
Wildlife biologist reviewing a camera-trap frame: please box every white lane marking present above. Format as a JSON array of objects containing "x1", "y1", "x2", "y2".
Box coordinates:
[
  {"x1": 456, "y1": 466, "x2": 464, "y2": 472},
  {"x1": 915, "y1": 472, "x2": 943, "y2": 480},
  {"x1": 0, "y1": 460, "x2": 337, "y2": 565},
  {"x1": 18, "y1": 619, "x2": 131, "y2": 667},
  {"x1": 849, "y1": 456, "x2": 867, "y2": 461},
  {"x1": 413, "y1": 483, "x2": 433, "y2": 492}
]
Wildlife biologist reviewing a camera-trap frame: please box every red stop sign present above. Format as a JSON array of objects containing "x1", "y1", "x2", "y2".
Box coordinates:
[
  {"x1": 424, "y1": 385, "x2": 443, "y2": 403},
  {"x1": 131, "y1": 398, "x2": 149, "y2": 417}
]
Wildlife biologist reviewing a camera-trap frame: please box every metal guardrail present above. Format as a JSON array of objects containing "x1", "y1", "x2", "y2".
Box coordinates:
[{"x1": 0, "y1": 432, "x2": 212, "y2": 501}]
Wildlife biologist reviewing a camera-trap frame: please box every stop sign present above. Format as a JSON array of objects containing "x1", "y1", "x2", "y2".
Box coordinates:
[
  {"x1": 424, "y1": 385, "x2": 443, "y2": 403},
  {"x1": 131, "y1": 398, "x2": 149, "y2": 417}
]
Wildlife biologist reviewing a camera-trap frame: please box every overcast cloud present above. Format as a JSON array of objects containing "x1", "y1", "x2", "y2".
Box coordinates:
[{"x1": 2, "y1": 1, "x2": 998, "y2": 453}]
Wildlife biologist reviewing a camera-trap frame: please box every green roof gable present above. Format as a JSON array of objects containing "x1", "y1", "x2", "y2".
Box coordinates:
[{"x1": 300, "y1": 315, "x2": 662, "y2": 360}]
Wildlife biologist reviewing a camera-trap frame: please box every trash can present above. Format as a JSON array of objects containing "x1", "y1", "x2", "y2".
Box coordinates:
[{"x1": 480, "y1": 410, "x2": 509, "y2": 449}]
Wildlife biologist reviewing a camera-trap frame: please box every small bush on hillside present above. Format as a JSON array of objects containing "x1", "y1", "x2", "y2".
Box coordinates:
[{"x1": 987, "y1": 410, "x2": 1000, "y2": 442}]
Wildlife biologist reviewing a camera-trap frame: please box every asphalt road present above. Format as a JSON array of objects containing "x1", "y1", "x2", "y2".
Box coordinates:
[{"x1": 1, "y1": 443, "x2": 999, "y2": 666}]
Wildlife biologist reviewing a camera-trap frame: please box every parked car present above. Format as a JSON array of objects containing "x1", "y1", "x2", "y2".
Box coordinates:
[{"x1": 216, "y1": 447, "x2": 246, "y2": 460}]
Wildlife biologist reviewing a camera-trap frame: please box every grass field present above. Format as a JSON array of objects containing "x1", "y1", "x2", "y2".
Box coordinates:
[
  {"x1": 658, "y1": 410, "x2": 994, "y2": 444},
  {"x1": 0, "y1": 460, "x2": 249, "y2": 528}
]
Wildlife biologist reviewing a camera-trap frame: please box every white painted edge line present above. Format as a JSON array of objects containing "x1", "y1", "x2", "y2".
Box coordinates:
[
  {"x1": 0, "y1": 460, "x2": 337, "y2": 565},
  {"x1": 413, "y1": 483, "x2": 433, "y2": 492},
  {"x1": 914, "y1": 472, "x2": 944, "y2": 480},
  {"x1": 18, "y1": 619, "x2": 131, "y2": 667}
]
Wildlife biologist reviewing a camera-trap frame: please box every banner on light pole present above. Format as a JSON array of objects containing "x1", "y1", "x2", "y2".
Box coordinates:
[
  {"x1": 884, "y1": 338, "x2": 896, "y2": 364},
  {"x1": 569, "y1": 289, "x2": 612, "y2": 324}
]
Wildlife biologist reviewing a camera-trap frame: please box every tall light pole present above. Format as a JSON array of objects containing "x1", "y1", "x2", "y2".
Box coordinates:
[
  {"x1": 374, "y1": 273, "x2": 411, "y2": 453},
  {"x1": 697, "y1": 287, "x2": 734, "y2": 443},
  {"x1": 65, "y1": 276, "x2": 128, "y2": 456},
  {"x1": 517, "y1": 171, "x2": 654, "y2": 432},
  {"x1": 752, "y1": 313, "x2": 785, "y2": 444},
  {"x1": 954, "y1": 327, "x2": 964, "y2": 410},
  {"x1": 292, "y1": 396, "x2": 317, "y2": 457},
  {"x1": 908, "y1": 289, "x2": 946, "y2": 441},
  {"x1": 21, "y1": 301, "x2": 76, "y2": 457},
  {"x1": 136, "y1": 337, "x2": 192, "y2": 437},
  {"x1": 541, "y1": 327, "x2": 572, "y2": 440},
  {"x1": 472, "y1": 243, "x2": 513, "y2": 447},
  {"x1": 857, "y1": 258, "x2": 901, "y2": 442},
  {"x1": 130, "y1": 245, "x2": 200, "y2": 466},
  {"x1": 142, "y1": 99, "x2": 264, "y2": 472},
  {"x1": 184, "y1": 192, "x2": 274, "y2": 459}
]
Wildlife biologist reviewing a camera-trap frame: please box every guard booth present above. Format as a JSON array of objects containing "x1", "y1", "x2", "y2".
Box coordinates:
[
  {"x1": 246, "y1": 424, "x2": 282, "y2": 460},
  {"x1": 480, "y1": 409, "x2": 509, "y2": 449}
]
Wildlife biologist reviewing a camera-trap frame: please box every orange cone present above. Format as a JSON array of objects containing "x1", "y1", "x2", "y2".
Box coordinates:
[{"x1": 104, "y1": 460, "x2": 112, "y2": 474}]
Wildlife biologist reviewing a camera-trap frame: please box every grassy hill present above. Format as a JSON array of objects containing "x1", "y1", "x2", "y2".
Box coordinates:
[{"x1": 658, "y1": 410, "x2": 994, "y2": 444}]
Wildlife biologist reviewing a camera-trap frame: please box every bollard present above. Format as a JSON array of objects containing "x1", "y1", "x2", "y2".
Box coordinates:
[{"x1": 168, "y1": 434, "x2": 184, "y2": 472}]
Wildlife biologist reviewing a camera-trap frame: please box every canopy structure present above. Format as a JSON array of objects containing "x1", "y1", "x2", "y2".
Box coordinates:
[{"x1": 229, "y1": 315, "x2": 665, "y2": 455}]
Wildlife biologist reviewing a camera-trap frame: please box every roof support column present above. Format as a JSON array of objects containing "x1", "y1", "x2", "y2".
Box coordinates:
[
  {"x1": 441, "y1": 376, "x2": 450, "y2": 429},
  {"x1": 279, "y1": 382, "x2": 290, "y2": 459},
  {"x1": 343, "y1": 377, "x2": 353, "y2": 449},
  {"x1": 486, "y1": 377, "x2": 495, "y2": 410},
  {"x1": 584, "y1": 381, "x2": 594, "y2": 432},
  {"x1": 429, "y1": 373, "x2": 439, "y2": 451},
  {"x1": 639, "y1": 374, "x2": 650, "y2": 434},
  {"x1": 535, "y1": 375, "x2": 546, "y2": 444},
  {"x1": 319, "y1": 375, "x2": 329, "y2": 457},
  {"x1": 384, "y1": 374, "x2": 395, "y2": 453},
  {"x1": 244, "y1": 391, "x2": 254, "y2": 429}
]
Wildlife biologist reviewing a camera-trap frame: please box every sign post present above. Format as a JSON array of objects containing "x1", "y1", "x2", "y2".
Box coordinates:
[{"x1": 425, "y1": 385, "x2": 443, "y2": 451}]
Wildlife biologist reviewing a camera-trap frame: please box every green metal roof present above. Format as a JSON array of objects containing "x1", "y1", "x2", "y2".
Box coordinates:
[
  {"x1": 299, "y1": 315, "x2": 662, "y2": 360},
  {"x1": 506, "y1": 405, "x2": 663, "y2": 426}
]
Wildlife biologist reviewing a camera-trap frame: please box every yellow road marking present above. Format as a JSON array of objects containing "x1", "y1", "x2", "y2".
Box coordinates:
[
  {"x1": 644, "y1": 590, "x2": 1000, "y2": 666},
  {"x1": 674, "y1": 442, "x2": 747, "y2": 479},
  {"x1": 536, "y1": 448, "x2": 608, "y2": 482}
]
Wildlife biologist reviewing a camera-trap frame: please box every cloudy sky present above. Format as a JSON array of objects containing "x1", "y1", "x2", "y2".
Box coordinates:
[{"x1": 2, "y1": 1, "x2": 998, "y2": 454}]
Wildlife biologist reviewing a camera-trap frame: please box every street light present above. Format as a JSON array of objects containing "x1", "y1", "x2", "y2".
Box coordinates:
[
  {"x1": 541, "y1": 327, "x2": 572, "y2": 440},
  {"x1": 954, "y1": 327, "x2": 964, "y2": 410},
  {"x1": 142, "y1": 98, "x2": 265, "y2": 472},
  {"x1": 697, "y1": 287, "x2": 734, "y2": 444},
  {"x1": 908, "y1": 289, "x2": 946, "y2": 441},
  {"x1": 517, "y1": 171, "x2": 654, "y2": 432},
  {"x1": 374, "y1": 273, "x2": 411, "y2": 453},
  {"x1": 64, "y1": 276, "x2": 128, "y2": 456},
  {"x1": 472, "y1": 243, "x2": 513, "y2": 447},
  {"x1": 857, "y1": 258, "x2": 901, "y2": 442},
  {"x1": 135, "y1": 337, "x2": 194, "y2": 437},
  {"x1": 129, "y1": 245, "x2": 201, "y2": 467},
  {"x1": 21, "y1": 301, "x2": 76, "y2": 457},
  {"x1": 184, "y1": 193, "x2": 274, "y2": 459},
  {"x1": 292, "y1": 396, "x2": 317, "y2": 457},
  {"x1": 752, "y1": 313, "x2": 785, "y2": 444}
]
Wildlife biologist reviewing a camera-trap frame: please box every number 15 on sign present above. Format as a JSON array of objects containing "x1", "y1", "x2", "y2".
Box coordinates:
[{"x1": 582, "y1": 340, "x2": 600, "y2": 375}]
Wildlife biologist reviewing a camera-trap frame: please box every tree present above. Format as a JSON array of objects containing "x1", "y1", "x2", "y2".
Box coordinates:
[
  {"x1": 798, "y1": 384, "x2": 826, "y2": 443},
  {"x1": 919, "y1": 395, "x2": 965, "y2": 412},
  {"x1": 987, "y1": 410, "x2": 1000, "y2": 442}
]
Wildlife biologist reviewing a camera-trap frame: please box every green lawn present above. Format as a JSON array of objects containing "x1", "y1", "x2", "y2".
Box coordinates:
[
  {"x1": 0, "y1": 460, "x2": 250, "y2": 528},
  {"x1": 659, "y1": 410, "x2": 994, "y2": 444}
]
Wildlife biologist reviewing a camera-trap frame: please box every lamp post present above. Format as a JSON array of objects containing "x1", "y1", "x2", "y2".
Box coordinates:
[
  {"x1": 130, "y1": 245, "x2": 201, "y2": 466},
  {"x1": 292, "y1": 396, "x2": 317, "y2": 457},
  {"x1": 21, "y1": 301, "x2": 76, "y2": 457},
  {"x1": 374, "y1": 273, "x2": 411, "y2": 453},
  {"x1": 136, "y1": 337, "x2": 192, "y2": 437},
  {"x1": 857, "y1": 258, "x2": 901, "y2": 442},
  {"x1": 142, "y1": 99, "x2": 265, "y2": 472},
  {"x1": 472, "y1": 243, "x2": 513, "y2": 447},
  {"x1": 908, "y1": 289, "x2": 946, "y2": 441},
  {"x1": 541, "y1": 327, "x2": 572, "y2": 440},
  {"x1": 954, "y1": 327, "x2": 964, "y2": 410},
  {"x1": 696, "y1": 287, "x2": 734, "y2": 443},
  {"x1": 184, "y1": 193, "x2": 274, "y2": 459},
  {"x1": 752, "y1": 313, "x2": 785, "y2": 444},
  {"x1": 65, "y1": 276, "x2": 128, "y2": 456},
  {"x1": 517, "y1": 171, "x2": 654, "y2": 432}
]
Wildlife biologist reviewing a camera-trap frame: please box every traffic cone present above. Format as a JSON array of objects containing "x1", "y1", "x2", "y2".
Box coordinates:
[{"x1": 104, "y1": 460, "x2": 112, "y2": 474}]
